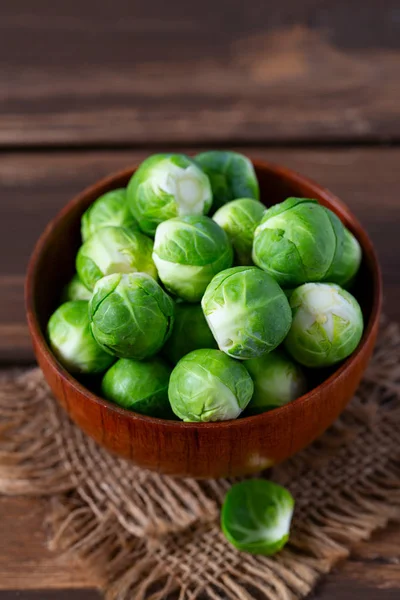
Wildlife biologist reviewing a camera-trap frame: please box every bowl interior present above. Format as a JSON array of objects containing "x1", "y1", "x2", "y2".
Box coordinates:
[{"x1": 29, "y1": 160, "x2": 378, "y2": 404}]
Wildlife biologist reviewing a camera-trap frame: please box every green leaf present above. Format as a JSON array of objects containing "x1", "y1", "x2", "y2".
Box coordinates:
[
  {"x1": 221, "y1": 479, "x2": 294, "y2": 555},
  {"x1": 195, "y1": 151, "x2": 259, "y2": 212}
]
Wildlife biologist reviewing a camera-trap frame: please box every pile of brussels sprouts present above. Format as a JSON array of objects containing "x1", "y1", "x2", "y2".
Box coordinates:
[{"x1": 48, "y1": 151, "x2": 364, "y2": 422}]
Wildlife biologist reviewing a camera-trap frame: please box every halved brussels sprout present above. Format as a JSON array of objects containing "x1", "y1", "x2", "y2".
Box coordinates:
[
  {"x1": 81, "y1": 188, "x2": 138, "y2": 242},
  {"x1": 102, "y1": 357, "x2": 173, "y2": 418},
  {"x1": 89, "y1": 273, "x2": 174, "y2": 359},
  {"x1": 285, "y1": 282, "x2": 364, "y2": 367},
  {"x1": 202, "y1": 267, "x2": 292, "y2": 360},
  {"x1": 195, "y1": 151, "x2": 259, "y2": 212},
  {"x1": 252, "y1": 198, "x2": 344, "y2": 288},
  {"x1": 47, "y1": 301, "x2": 115, "y2": 374},
  {"x1": 76, "y1": 226, "x2": 157, "y2": 290},
  {"x1": 221, "y1": 479, "x2": 294, "y2": 555},
  {"x1": 153, "y1": 215, "x2": 233, "y2": 302},
  {"x1": 168, "y1": 349, "x2": 253, "y2": 422},
  {"x1": 127, "y1": 154, "x2": 212, "y2": 236},
  {"x1": 163, "y1": 303, "x2": 217, "y2": 364},
  {"x1": 244, "y1": 350, "x2": 307, "y2": 415},
  {"x1": 213, "y1": 198, "x2": 265, "y2": 265},
  {"x1": 62, "y1": 274, "x2": 92, "y2": 302},
  {"x1": 324, "y1": 227, "x2": 362, "y2": 288}
]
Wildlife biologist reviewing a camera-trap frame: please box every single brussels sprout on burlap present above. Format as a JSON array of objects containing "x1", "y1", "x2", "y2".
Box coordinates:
[
  {"x1": 284, "y1": 282, "x2": 364, "y2": 367},
  {"x1": 324, "y1": 227, "x2": 362, "y2": 288},
  {"x1": 47, "y1": 301, "x2": 114, "y2": 374},
  {"x1": 76, "y1": 226, "x2": 157, "y2": 290},
  {"x1": 213, "y1": 198, "x2": 265, "y2": 265},
  {"x1": 163, "y1": 303, "x2": 217, "y2": 364},
  {"x1": 221, "y1": 480, "x2": 294, "y2": 556},
  {"x1": 102, "y1": 357, "x2": 173, "y2": 418},
  {"x1": 168, "y1": 349, "x2": 253, "y2": 422},
  {"x1": 252, "y1": 198, "x2": 345, "y2": 288},
  {"x1": 62, "y1": 274, "x2": 92, "y2": 302},
  {"x1": 202, "y1": 267, "x2": 292, "y2": 360},
  {"x1": 81, "y1": 188, "x2": 138, "y2": 242},
  {"x1": 195, "y1": 151, "x2": 259, "y2": 212},
  {"x1": 244, "y1": 350, "x2": 307, "y2": 415},
  {"x1": 89, "y1": 273, "x2": 174, "y2": 359},
  {"x1": 153, "y1": 215, "x2": 233, "y2": 302},
  {"x1": 127, "y1": 154, "x2": 213, "y2": 236}
]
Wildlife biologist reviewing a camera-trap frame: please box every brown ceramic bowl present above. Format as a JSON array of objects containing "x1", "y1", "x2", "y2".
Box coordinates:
[{"x1": 26, "y1": 159, "x2": 382, "y2": 478}]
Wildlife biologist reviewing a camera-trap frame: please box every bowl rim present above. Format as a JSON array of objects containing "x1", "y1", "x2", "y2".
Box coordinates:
[{"x1": 25, "y1": 157, "x2": 383, "y2": 431}]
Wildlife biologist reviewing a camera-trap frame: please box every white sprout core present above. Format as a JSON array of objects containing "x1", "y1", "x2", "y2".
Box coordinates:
[
  {"x1": 90, "y1": 234, "x2": 135, "y2": 276},
  {"x1": 153, "y1": 163, "x2": 210, "y2": 215},
  {"x1": 152, "y1": 255, "x2": 211, "y2": 298},
  {"x1": 205, "y1": 304, "x2": 246, "y2": 359},
  {"x1": 54, "y1": 328, "x2": 90, "y2": 369},
  {"x1": 197, "y1": 375, "x2": 241, "y2": 421},
  {"x1": 255, "y1": 214, "x2": 286, "y2": 236},
  {"x1": 294, "y1": 283, "x2": 357, "y2": 340},
  {"x1": 264, "y1": 502, "x2": 294, "y2": 543}
]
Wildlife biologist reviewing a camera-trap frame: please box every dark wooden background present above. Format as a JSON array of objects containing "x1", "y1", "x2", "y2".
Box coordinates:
[{"x1": 1, "y1": 1, "x2": 399, "y2": 598}]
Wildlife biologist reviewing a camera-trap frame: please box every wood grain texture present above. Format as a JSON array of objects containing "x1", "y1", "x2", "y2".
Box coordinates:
[
  {"x1": 0, "y1": 277, "x2": 30, "y2": 363},
  {"x1": 1, "y1": 1, "x2": 400, "y2": 145},
  {"x1": 0, "y1": 589, "x2": 101, "y2": 600},
  {"x1": 0, "y1": 496, "x2": 399, "y2": 598},
  {"x1": 0, "y1": 147, "x2": 399, "y2": 365},
  {"x1": 0, "y1": 594, "x2": 102, "y2": 600},
  {"x1": 0, "y1": 497, "x2": 99, "y2": 591}
]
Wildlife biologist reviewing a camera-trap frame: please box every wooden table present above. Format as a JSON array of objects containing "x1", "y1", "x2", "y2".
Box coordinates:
[{"x1": 1, "y1": 2, "x2": 399, "y2": 598}]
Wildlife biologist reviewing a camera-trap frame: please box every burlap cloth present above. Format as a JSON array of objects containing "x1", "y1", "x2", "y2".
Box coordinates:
[{"x1": 1, "y1": 320, "x2": 399, "y2": 600}]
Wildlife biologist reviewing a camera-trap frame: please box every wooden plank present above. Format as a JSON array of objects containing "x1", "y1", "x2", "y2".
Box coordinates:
[
  {"x1": 0, "y1": 1, "x2": 400, "y2": 145},
  {"x1": 0, "y1": 277, "x2": 30, "y2": 363},
  {"x1": 0, "y1": 497, "x2": 99, "y2": 591},
  {"x1": 0, "y1": 496, "x2": 399, "y2": 598},
  {"x1": 0, "y1": 594, "x2": 101, "y2": 600},
  {"x1": 1, "y1": 580, "x2": 400, "y2": 600},
  {"x1": 313, "y1": 577, "x2": 400, "y2": 599},
  {"x1": 1, "y1": 147, "x2": 399, "y2": 363}
]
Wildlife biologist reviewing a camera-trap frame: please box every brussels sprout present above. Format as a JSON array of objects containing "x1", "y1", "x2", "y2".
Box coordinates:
[
  {"x1": 153, "y1": 215, "x2": 233, "y2": 302},
  {"x1": 102, "y1": 357, "x2": 173, "y2": 418},
  {"x1": 202, "y1": 267, "x2": 292, "y2": 360},
  {"x1": 168, "y1": 349, "x2": 253, "y2": 422},
  {"x1": 283, "y1": 288, "x2": 295, "y2": 300},
  {"x1": 81, "y1": 188, "x2": 138, "y2": 242},
  {"x1": 62, "y1": 274, "x2": 92, "y2": 302},
  {"x1": 89, "y1": 273, "x2": 174, "y2": 359},
  {"x1": 195, "y1": 151, "x2": 259, "y2": 212},
  {"x1": 127, "y1": 154, "x2": 212, "y2": 236},
  {"x1": 163, "y1": 303, "x2": 217, "y2": 364},
  {"x1": 244, "y1": 350, "x2": 307, "y2": 415},
  {"x1": 252, "y1": 198, "x2": 343, "y2": 287},
  {"x1": 285, "y1": 282, "x2": 364, "y2": 367},
  {"x1": 76, "y1": 226, "x2": 157, "y2": 290},
  {"x1": 213, "y1": 198, "x2": 265, "y2": 265},
  {"x1": 324, "y1": 227, "x2": 362, "y2": 288},
  {"x1": 47, "y1": 301, "x2": 114, "y2": 374},
  {"x1": 221, "y1": 480, "x2": 294, "y2": 556}
]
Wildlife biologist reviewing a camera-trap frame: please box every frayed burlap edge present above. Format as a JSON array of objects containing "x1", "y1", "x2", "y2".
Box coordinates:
[{"x1": 0, "y1": 319, "x2": 399, "y2": 600}]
